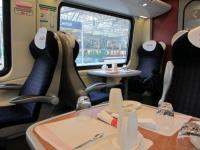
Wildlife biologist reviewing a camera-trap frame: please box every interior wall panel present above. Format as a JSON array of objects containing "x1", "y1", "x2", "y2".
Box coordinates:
[
  {"x1": 0, "y1": 0, "x2": 37, "y2": 83},
  {"x1": 152, "y1": 0, "x2": 179, "y2": 64}
]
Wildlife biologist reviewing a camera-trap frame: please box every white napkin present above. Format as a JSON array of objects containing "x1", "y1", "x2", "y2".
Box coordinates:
[
  {"x1": 98, "y1": 111, "x2": 157, "y2": 131},
  {"x1": 138, "y1": 118, "x2": 157, "y2": 130},
  {"x1": 97, "y1": 110, "x2": 117, "y2": 127}
]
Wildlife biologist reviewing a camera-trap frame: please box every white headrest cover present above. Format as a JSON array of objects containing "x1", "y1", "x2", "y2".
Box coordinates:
[
  {"x1": 188, "y1": 26, "x2": 200, "y2": 48},
  {"x1": 171, "y1": 30, "x2": 188, "y2": 46},
  {"x1": 142, "y1": 40, "x2": 157, "y2": 51},
  {"x1": 159, "y1": 41, "x2": 166, "y2": 50},
  {"x1": 34, "y1": 27, "x2": 47, "y2": 49}
]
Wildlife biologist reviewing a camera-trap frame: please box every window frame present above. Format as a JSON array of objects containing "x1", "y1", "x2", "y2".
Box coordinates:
[
  {"x1": 0, "y1": 0, "x2": 11, "y2": 76},
  {"x1": 182, "y1": 0, "x2": 200, "y2": 30},
  {"x1": 58, "y1": 2, "x2": 134, "y2": 70}
]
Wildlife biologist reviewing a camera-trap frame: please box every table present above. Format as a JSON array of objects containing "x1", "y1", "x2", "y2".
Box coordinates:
[
  {"x1": 87, "y1": 69, "x2": 141, "y2": 99},
  {"x1": 26, "y1": 104, "x2": 198, "y2": 150}
]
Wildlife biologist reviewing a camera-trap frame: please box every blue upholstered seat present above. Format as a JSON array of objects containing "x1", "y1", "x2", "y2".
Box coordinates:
[
  {"x1": 88, "y1": 91, "x2": 108, "y2": 105},
  {"x1": 0, "y1": 31, "x2": 58, "y2": 128},
  {"x1": 128, "y1": 41, "x2": 164, "y2": 105},
  {"x1": 0, "y1": 105, "x2": 34, "y2": 128},
  {"x1": 57, "y1": 33, "x2": 108, "y2": 110},
  {"x1": 72, "y1": 41, "x2": 109, "y2": 106}
]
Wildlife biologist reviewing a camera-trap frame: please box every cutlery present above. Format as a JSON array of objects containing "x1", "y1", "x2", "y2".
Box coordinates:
[{"x1": 74, "y1": 133, "x2": 104, "y2": 149}]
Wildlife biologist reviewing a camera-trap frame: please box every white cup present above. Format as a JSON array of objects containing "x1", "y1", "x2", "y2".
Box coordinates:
[
  {"x1": 117, "y1": 109, "x2": 138, "y2": 150},
  {"x1": 112, "y1": 63, "x2": 118, "y2": 72},
  {"x1": 108, "y1": 88, "x2": 123, "y2": 113}
]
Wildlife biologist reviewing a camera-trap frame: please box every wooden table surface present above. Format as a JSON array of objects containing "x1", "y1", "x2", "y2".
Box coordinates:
[{"x1": 30, "y1": 105, "x2": 197, "y2": 150}]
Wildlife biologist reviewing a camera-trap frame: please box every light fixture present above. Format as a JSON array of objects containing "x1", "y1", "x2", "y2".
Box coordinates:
[
  {"x1": 139, "y1": 15, "x2": 148, "y2": 19},
  {"x1": 142, "y1": 3, "x2": 147, "y2": 7}
]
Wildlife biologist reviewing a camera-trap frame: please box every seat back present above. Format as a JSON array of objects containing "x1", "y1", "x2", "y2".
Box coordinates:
[
  {"x1": 19, "y1": 29, "x2": 59, "y2": 120},
  {"x1": 165, "y1": 27, "x2": 200, "y2": 117},
  {"x1": 57, "y1": 32, "x2": 85, "y2": 110},
  {"x1": 137, "y1": 40, "x2": 164, "y2": 82},
  {"x1": 128, "y1": 40, "x2": 164, "y2": 104},
  {"x1": 159, "y1": 30, "x2": 188, "y2": 104}
]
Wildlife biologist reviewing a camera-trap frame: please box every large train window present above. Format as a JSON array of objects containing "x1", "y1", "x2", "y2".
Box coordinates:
[
  {"x1": 58, "y1": 2, "x2": 133, "y2": 69},
  {"x1": 0, "y1": 0, "x2": 11, "y2": 75}
]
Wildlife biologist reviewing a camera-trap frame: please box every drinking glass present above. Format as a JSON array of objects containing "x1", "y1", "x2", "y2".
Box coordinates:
[
  {"x1": 101, "y1": 64, "x2": 108, "y2": 71},
  {"x1": 176, "y1": 122, "x2": 200, "y2": 149},
  {"x1": 122, "y1": 64, "x2": 128, "y2": 71},
  {"x1": 76, "y1": 96, "x2": 92, "y2": 120},
  {"x1": 76, "y1": 95, "x2": 91, "y2": 111},
  {"x1": 155, "y1": 102, "x2": 174, "y2": 132}
]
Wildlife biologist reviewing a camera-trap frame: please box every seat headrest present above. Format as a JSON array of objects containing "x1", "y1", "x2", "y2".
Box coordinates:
[
  {"x1": 188, "y1": 26, "x2": 200, "y2": 48},
  {"x1": 73, "y1": 41, "x2": 79, "y2": 60},
  {"x1": 61, "y1": 33, "x2": 77, "y2": 61},
  {"x1": 29, "y1": 28, "x2": 58, "y2": 60},
  {"x1": 65, "y1": 33, "x2": 76, "y2": 49},
  {"x1": 139, "y1": 41, "x2": 164, "y2": 57},
  {"x1": 172, "y1": 28, "x2": 200, "y2": 65},
  {"x1": 142, "y1": 40, "x2": 157, "y2": 51},
  {"x1": 159, "y1": 41, "x2": 166, "y2": 50},
  {"x1": 171, "y1": 30, "x2": 188, "y2": 46}
]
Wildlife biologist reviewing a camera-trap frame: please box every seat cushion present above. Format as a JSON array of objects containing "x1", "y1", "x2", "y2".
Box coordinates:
[
  {"x1": 0, "y1": 105, "x2": 35, "y2": 128},
  {"x1": 89, "y1": 91, "x2": 109, "y2": 105}
]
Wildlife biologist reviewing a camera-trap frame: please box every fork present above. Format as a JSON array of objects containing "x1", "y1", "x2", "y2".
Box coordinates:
[{"x1": 74, "y1": 133, "x2": 104, "y2": 149}]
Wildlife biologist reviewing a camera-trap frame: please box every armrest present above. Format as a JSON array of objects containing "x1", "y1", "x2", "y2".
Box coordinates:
[
  {"x1": 0, "y1": 84, "x2": 22, "y2": 90},
  {"x1": 10, "y1": 95, "x2": 59, "y2": 106},
  {"x1": 85, "y1": 82, "x2": 120, "y2": 93},
  {"x1": 158, "y1": 61, "x2": 174, "y2": 105}
]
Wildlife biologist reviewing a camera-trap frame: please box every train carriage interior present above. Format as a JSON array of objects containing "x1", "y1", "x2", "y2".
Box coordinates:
[{"x1": 0, "y1": 0, "x2": 200, "y2": 150}]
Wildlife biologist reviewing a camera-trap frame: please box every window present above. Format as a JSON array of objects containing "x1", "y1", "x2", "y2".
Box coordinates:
[
  {"x1": 183, "y1": 0, "x2": 200, "y2": 30},
  {"x1": 59, "y1": 3, "x2": 133, "y2": 68},
  {"x1": 0, "y1": 0, "x2": 11, "y2": 75}
]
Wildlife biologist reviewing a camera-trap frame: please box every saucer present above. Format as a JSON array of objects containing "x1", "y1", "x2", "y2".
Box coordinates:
[
  {"x1": 112, "y1": 132, "x2": 143, "y2": 150},
  {"x1": 83, "y1": 132, "x2": 143, "y2": 150},
  {"x1": 123, "y1": 100, "x2": 142, "y2": 110}
]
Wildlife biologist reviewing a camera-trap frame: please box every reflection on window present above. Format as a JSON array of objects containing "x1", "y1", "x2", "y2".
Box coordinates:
[
  {"x1": 0, "y1": 1, "x2": 4, "y2": 71},
  {"x1": 60, "y1": 5, "x2": 132, "y2": 67},
  {"x1": 184, "y1": 1, "x2": 200, "y2": 30}
]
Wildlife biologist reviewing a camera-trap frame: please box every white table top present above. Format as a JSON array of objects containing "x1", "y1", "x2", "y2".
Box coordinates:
[{"x1": 88, "y1": 68, "x2": 141, "y2": 78}]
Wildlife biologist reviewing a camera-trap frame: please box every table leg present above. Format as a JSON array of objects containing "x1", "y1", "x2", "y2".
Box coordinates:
[
  {"x1": 105, "y1": 77, "x2": 121, "y2": 93},
  {"x1": 124, "y1": 78, "x2": 129, "y2": 99}
]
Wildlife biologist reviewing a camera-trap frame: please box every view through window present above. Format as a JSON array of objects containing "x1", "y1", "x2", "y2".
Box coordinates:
[
  {"x1": 0, "y1": 1, "x2": 4, "y2": 71},
  {"x1": 60, "y1": 5, "x2": 132, "y2": 67}
]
